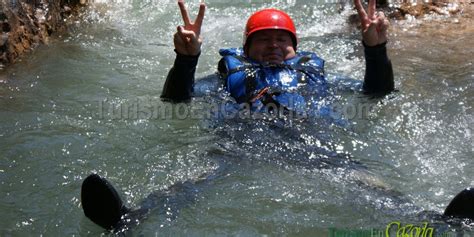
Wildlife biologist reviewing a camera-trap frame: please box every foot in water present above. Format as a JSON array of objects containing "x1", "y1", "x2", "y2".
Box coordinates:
[
  {"x1": 81, "y1": 174, "x2": 129, "y2": 230},
  {"x1": 81, "y1": 173, "x2": 474, "y2": 231},
  {"x1": 444, "y1": 188, "x2": 474, "y2": 220}
]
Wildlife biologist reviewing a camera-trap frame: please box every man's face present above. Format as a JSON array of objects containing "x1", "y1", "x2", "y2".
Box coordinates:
[{"x1": 246, "y1": 29, "x2": 296, "y2": 64}]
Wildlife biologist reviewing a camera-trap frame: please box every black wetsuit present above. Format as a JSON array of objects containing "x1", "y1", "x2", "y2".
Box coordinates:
[{"x1": 161, "y1": 42, "x2": 394, "y2": 102}]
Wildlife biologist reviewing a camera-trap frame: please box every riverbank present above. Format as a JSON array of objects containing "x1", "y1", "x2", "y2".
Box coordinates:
[
  {"x1": 389, "y1": 1, "x2": 467, "y2": 19},
  {"x1": 347, "y1": 1, "x2": 471, "y2": 30},
  {"x1": 0, "y1": 0, "x2": 85, "y2": 69}
]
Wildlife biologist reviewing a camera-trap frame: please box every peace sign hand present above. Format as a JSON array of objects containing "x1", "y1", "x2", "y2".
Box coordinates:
[
  {"x1": 354, "y1": 0, "x2": 389, "y2": 47},
  {"x1": 174, "y1": 0, "x2": 206, "y2": 56}
]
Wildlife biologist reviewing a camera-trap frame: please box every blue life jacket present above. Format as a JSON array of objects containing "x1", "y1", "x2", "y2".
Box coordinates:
[{"x1": 218, "y1": 48, "x2": 328, "y2": 113}]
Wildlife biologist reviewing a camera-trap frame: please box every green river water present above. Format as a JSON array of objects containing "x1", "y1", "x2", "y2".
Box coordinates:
[{"x1": 0, "y1": 1, "x2": 473, "y2": 236}]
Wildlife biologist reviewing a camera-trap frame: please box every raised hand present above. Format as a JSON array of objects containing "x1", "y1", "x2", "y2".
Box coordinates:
[
  {"x1": 174, "y1": 0, "x2": 206, "y2": 56},
  {"x1": 354, "y1": 0, "x2": 389, "y2": 46}
]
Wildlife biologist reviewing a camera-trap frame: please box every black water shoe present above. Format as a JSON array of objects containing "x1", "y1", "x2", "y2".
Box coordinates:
[
  {"x1": 444, "y1": 188, "x2": 474, "y2": 220},
  {"x1": 81, "y1": 174, "x2": 129, "y2": 230}
]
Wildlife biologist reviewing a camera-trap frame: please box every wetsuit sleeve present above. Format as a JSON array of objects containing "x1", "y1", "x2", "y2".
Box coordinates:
[
  {"x1": 160, "y1": 51, "x2": 200, "y2": 102},
  {"x1": 217, "y1": 58, "x2": 228, "y2": 80},
  {"x1": 362, "y1": 42, "x2": 394, "y2": 94}
]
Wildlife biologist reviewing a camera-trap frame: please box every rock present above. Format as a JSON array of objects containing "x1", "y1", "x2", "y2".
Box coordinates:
[
  {"x1": 0, "y1": 0, "x2": 85, "y2": 68},
  {"x1": 0, "y1": 33, "x2": 7, "y2": 46},
  {"x1": 0, "y1": 52, "x2": 7, "y2": 63},
  {"x1": 2, "y1": 21, "x2": 10, "y2": 32},
  {"x1": 350, "y1": 1, "x2": 471, "y2": 22},
  {"x1": 391, "y1": 2, "x2": 467, "y2": 19},
  {"x1": 14, "y1": 42, "x2": 24, "y2": 54},
  {"x1": 0, "y1": 11, "x2": 6, "y2": 21},
  {"x1": 63, "y1": 6, "x2": 72, "y2": 15},
  {"x1": 32, "y1": 34, "x2": 40, "y2": 44}
]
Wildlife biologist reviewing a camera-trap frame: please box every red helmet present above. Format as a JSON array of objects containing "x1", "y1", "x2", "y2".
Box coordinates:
[{"x1": 243, "y1": 9, "x2": 297, "y2": 50}]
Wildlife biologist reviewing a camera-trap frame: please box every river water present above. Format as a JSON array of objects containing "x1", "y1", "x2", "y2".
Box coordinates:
[{"x1": 0, "y1": 1, "x2": 473, "y2": 236}]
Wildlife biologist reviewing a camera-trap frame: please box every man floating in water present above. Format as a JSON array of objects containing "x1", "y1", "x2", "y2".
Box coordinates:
[{"x1": 80, "y1": 0, "x2": 474, "y2": 232}]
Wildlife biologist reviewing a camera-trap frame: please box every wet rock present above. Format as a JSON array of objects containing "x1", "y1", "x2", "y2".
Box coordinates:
[
  {"x1": 0, "y1": 0, "x2": 85, "y2": 69},
  {"x1": 63, "y1": 6, "x2": 72, "y2": 15},
  {"x1": 1, "y1": 21, "x2": 10, "y2": 32},
  {"x1": 349, "y1": 1, "x2": 470, "y2": 25},
  {"x1": 391, "y1": 2, "x2": 467, "y2": 19},
  {"x1": 0, "y1": 32, "x2": 7, "y2": 46}
]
